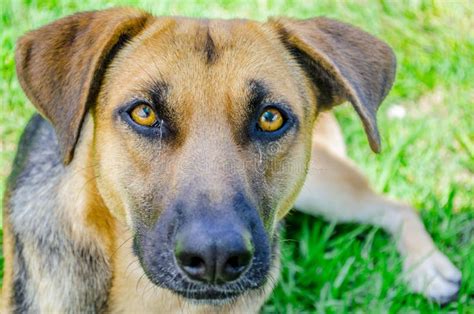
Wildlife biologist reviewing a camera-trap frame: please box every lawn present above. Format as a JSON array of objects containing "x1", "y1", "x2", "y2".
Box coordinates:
[{"x1": 1, "y1": 0, "x2": 473, "y2": 312}]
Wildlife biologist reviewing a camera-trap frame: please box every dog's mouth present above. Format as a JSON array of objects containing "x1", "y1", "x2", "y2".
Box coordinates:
[{"x1": 171, "y1": 287, "x2": 243, "y2": 304}]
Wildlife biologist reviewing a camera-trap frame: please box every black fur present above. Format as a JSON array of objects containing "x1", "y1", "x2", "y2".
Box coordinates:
[
  {"x1": 204, "y1": 30, "x2": 217, "y2": 64},
  {"x1": 12, "y1": 235, "x2": 31, "y2": 314},
  {"x1": 287, "y1": 46, "x2": 342, "y2": 110}
]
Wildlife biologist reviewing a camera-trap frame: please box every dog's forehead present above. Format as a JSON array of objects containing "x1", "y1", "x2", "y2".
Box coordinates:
[
  {"x1": 140, "y1": 17, "x2": 270, "y2": 54},
  {"x1": 109, "y1": 17, "x2": 296, "y2": 90}
]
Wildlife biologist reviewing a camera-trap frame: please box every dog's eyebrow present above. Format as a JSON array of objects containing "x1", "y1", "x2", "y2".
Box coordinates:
[
  {"x1": 248, "y1": 80, "x2": 269, "y2": 111},
  {"x1": 148, "y1": 80, "x2": 168, "y2": 105},
  {"x1": 233, "y1": 80, "x2": 269, "y2": 145},
  {"x1": 147, "y1": 81, "x2": 175, "y2": 124}
]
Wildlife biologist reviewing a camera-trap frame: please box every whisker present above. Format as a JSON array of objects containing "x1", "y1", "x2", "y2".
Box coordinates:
[{"x1": 111, "y1": 235, "x2": 134, "y2": 258}]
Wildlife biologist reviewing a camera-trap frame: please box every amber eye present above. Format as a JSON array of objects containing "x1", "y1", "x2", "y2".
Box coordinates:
[
  {"x1": 130, "y1": 104, "x2": 158, "y2": 127},
  {"x1": 257, "y1": 108, "x2": 285, "y2": 132}
]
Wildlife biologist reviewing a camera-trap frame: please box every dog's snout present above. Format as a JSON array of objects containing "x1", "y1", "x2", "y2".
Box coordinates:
[{"x1": 174, "y1": 222, "x2": 253, "y2": 284}]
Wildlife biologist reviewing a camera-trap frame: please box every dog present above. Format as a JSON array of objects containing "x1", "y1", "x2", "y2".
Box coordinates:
[{"x1": 2, "y1": 7, "x2": 462, "y2": 312}]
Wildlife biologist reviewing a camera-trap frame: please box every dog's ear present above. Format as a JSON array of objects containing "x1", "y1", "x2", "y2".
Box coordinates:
[
  {"x1": 15, "y1": 8, "x2": 151, "y2": 164},
  {"x1": 271, "y1": 17, "x2": 396, "y2": 152}
]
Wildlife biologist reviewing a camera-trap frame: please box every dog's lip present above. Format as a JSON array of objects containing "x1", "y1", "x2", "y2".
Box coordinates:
[{"x1": 171, "y1": 287, "x2": 243, "y2": 302}]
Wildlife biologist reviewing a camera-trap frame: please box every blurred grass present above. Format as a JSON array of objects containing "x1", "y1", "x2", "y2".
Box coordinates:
[{"x1": 1, "y1": 0, "x2": 473, "y2": 312}]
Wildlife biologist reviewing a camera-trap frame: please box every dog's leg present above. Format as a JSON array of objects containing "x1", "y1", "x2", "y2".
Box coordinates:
[{"x1": 294, "y1": 113, "x2": 461, "y2": 303}]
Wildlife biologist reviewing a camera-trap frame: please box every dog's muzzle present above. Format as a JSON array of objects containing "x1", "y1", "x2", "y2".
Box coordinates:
[{"x1": 133, "y1": 196, "x2": 272, "y2": 302}]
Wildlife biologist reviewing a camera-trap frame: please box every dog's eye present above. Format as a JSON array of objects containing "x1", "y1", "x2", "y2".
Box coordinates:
[
  {"x1": 257, "y1": 108, "x2": 285, "y2": 132},
  {"x1": 129, "y1": 104, "x2": 158, "y2": 127}
]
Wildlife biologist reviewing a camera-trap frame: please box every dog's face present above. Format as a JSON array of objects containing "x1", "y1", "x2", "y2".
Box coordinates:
[
  {"x1": 94, "y1": 18, "x2": 313, "y2": 300},
  {"x1": 15, "y1": 8, "x2": 395, "y2": 304}
]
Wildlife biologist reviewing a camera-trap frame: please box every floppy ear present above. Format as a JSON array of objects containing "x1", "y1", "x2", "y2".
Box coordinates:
[
  {"x1": 270, "y1": 17, "x2": 397, "y2": 152},
  {"x1": 15, "y1": 8, "x2": 152, "y2": 164}
]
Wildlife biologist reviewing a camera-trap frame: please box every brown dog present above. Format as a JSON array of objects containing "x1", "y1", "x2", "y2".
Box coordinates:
[{"x1": 2, "y1": 8, "x2": 461, "y2": 312}]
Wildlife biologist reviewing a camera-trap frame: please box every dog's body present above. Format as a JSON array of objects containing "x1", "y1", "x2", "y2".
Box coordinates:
[{"x1": 2, "y1": 8, "x2": 461, "y2": 313}]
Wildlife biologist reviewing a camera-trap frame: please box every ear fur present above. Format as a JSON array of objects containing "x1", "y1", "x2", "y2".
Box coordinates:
[
  {"x1": 270, "y1": 17, "x2": 397, "y2": 152},
  {"x1": 15, "y1": 8, "x2": 152, "y2": 164}
]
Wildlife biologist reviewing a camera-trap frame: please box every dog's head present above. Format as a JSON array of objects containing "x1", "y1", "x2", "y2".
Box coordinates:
[{"x1": 15, "y1": 8, "x2": 395, "y2": 304}]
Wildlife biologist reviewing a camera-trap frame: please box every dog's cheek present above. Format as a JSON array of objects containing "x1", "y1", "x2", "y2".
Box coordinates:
[
  {"x1": 94, "y1": 152, "x2": 132, "y2": 224},
  {"x1": 269, "y1": 134, "x2": 311, "y2": 222},
  {"x1": 92, "y1": 123, "x2": 141, "y2": 225},
  {"x1": 93, "y1": 123, "x2": 175, "y2": 230}
]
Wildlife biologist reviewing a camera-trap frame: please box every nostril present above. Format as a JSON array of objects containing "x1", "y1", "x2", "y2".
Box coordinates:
[
  {"x1": 221, "y1": 251, "x2": 252, "y2": 282},
  {"x1": 176, "y1": 253, "x2": 209, "y2": 281},
  {"x1": 226, "y1": 254, "x2": 248, "y2": 270},
  {"x1": 188, "y1": 256, "x2": 205, "y2": 269},
  {"x1": 226, "y1": 255, "x2": 241, "y2": 269}
]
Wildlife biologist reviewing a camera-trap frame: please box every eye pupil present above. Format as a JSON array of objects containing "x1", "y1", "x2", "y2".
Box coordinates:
[
  {"x1": 262, "y1": 111, "x2": 276, "y2": 122},
  {"x1": 139, "y1": 106, "x2": 151, "y2": 118}
]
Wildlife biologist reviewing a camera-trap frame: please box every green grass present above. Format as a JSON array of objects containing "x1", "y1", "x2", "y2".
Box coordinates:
[{"x1": 1, "y1": 0, "x2": 473, "y2": 312}]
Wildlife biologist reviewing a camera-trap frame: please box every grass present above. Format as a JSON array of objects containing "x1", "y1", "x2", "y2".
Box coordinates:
[{"x1": 1, "y1": 0, "x2": 473, "y2": 312}]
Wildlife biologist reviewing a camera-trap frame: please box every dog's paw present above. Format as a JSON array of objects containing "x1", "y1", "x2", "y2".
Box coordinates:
[{"x1": 404, "y1": 250, "x2": 461, "y2": 304}]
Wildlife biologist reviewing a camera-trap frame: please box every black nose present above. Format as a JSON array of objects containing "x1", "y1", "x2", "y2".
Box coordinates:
[{"x1": 174, "y1": 222, "x2": 253, "y2": 284}]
